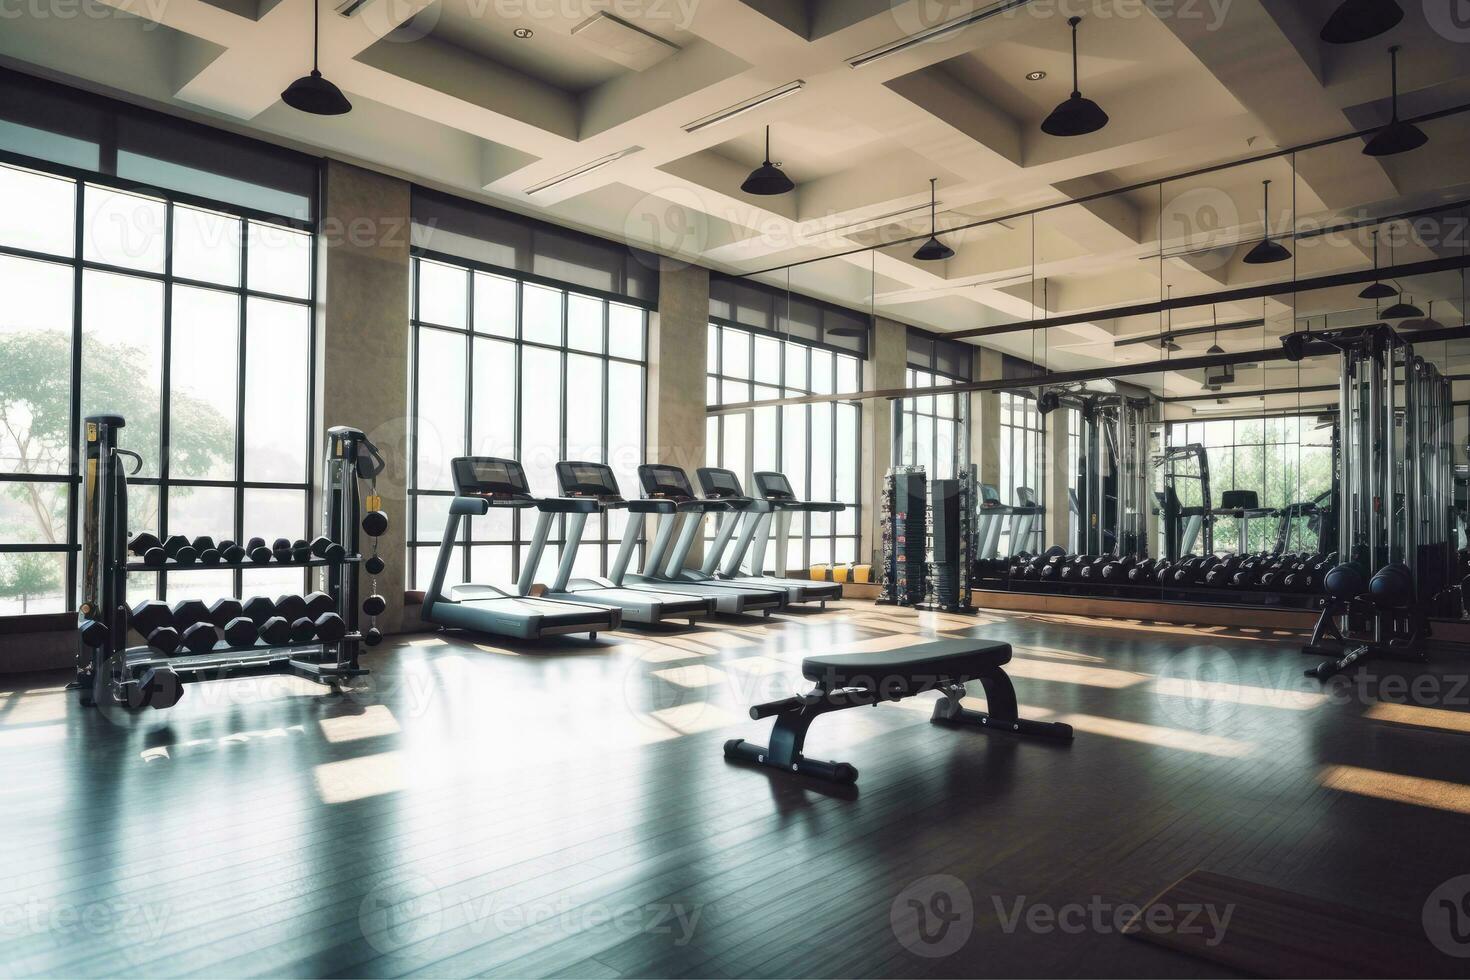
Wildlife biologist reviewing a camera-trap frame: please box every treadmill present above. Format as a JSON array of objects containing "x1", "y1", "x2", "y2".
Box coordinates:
[
  {"x1": 636, "y1": 464, "x2": 787, "y2": 614},
  {"x1": 540, "y1": 461, "x2": 717, "y2": 626},
  {"x1": 696, "y1": 467, "x2": 843, "y2": 606},
  {"x1": 420, "y1": 457, "x2": 620, "y2": 640}
]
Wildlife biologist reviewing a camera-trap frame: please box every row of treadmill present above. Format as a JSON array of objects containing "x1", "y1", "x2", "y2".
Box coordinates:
[{"x1": 421, "y1": 460, "x2": 842, "y2": 639}]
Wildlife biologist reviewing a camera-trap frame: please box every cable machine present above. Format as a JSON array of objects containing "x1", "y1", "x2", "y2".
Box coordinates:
[{"x1": 1038, "y1": 382, "x2": 1149, "y2": 557}]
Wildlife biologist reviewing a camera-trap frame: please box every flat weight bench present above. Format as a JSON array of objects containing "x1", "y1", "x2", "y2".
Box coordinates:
[{"x1": 724, "y1": 638, "x2": 1074, "y2": 784}]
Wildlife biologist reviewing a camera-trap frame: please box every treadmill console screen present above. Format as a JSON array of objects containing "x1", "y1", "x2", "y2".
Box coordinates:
[
  {"x1": 556, "y1": 461, "x2": 621, "y2": 498},
  {"x1": 453, "y1": 457, "x2": 529, "y2": 496},
  {"x1": 698, "y1": 468, "x2": 744, "y2": 498},
  {"x1": 753, "y1": 472, "x2": 795, "y2": 500},
  {"x1": 638, "y1": 464, "x2": 694, "y2": 499}
]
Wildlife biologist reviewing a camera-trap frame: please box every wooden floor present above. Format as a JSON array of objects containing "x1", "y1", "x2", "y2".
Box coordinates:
[{"x1": 2, "y1": 601, "x2": 1469, "y2": 979}]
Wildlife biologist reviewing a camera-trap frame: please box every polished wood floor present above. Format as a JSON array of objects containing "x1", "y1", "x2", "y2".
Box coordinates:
[{"x1": 2, "y1": 601, "x2": 1469, "y2": 978}]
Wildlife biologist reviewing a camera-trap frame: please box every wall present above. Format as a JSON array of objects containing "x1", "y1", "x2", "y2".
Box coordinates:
[{"x1": 861, "y1": 318, "x2": 907, "y2": 564}]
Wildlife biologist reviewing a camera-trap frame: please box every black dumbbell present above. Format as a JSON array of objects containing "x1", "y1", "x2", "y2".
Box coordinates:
[
  {"x1": 130, "y1": 532, "x2": 167, "y2": 566},
  {"x1": 243, "y1": 596, "x2": 276, "y2": 626},
  {"x1": 171, "y1": 600, "x2": 210, "y2": 633},
  {"x1": 220, "y1": 540, "x2": 247, "y2": 563},
  {"x1": 79, "y1": 619, "x2": 109, "y2": 647},
  {"x1": 208, "y1": 598, "x2": 244, "y2": 630},
  {"x1": 180, "y1": 622, "x2": 218, "y2": 655},
  {"x1": 272, "y1": 538, "x2": 293, "y2": 562},
  {"x1": 290, "y1": 617, "x2": 317, "y2": 643},
  {"x1": 192, "y1": 536, "x2": 222, "y2": 564},
  {"x1": 130, "y1": 600, "x2": 179, "y2": 654},
  {"x1": 126, "y1": 665, "x2": 182, "y2": 711},
  {"x1": 291, "y1": 539, "x2": 312, "y2": 563},
  {"x1": 310, "y1": 536, "x2": 346, "y2": 562},
  {"x1": 363, "y1": 627, "x2": 383, "y2": 647},
  {"x1": 303, "y1": 591, "x2": 335, "y2": 620},
  {"x1": 362, "y1": 511, "x2": 389, "y2": 538},
  {"x1": 313, "y1": 612, "x2": 347, "y2": 643},
  {"x1": 247, "y1": 537, "x2": 273, "y2": 563},
  {"x1": 259, "y1": 616, "x2": 292, "y2": 646},
  {"x1": 365, "y1": 555, "x2": 385, "y2": 576},
  {"x1": 362, "y1": 594, "x2": 386, "y2": 617},
  {"x1": 164, "y1": 534, "x2": 197, "y2": 565},
  {"x1": 274, "y1": 594, "x2": 309, "y2": 624},
  {"x1": 223, "y1": 617, "x2": 259, "y2": 647}
]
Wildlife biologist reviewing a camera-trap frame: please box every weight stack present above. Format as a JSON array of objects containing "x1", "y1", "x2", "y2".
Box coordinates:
[
  {"x1": 878, "y1": 469, "x2": 928, "y2": 606},
  {"x1": 919, "y1": 479, "x2": 963, "y2": 612}
]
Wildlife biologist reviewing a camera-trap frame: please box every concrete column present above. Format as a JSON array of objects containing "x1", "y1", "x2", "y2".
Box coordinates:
[
  {"x1": 971, "y1": 346, "x2": 1003, "y2": 488},
  {"x1": 317, "y1": 160, "x2": 410, "y2": 634},
  {"x1": 1046, "y1": 406, "x2": 1070, "y2": 550},
  {"x1": 649, "y1": 260, "x2": 709, "y2": 568},
  {"x1": 861, "y1": 318, "x2": 906, "y2": 565}
]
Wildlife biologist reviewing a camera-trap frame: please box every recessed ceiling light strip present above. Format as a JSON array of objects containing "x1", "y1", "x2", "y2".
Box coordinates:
[
  {"x1": 524, "y1": 146, "x2": 641, "y2": 195},
  {"x1": 681, "y1": 80, "x2": 806, "y2": 134},
  {"x1": 847, "y1": 0, "x2": 1035, "y2": 69}
]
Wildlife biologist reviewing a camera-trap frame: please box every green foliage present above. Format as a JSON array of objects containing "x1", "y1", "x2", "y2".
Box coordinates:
[
  {"x1": 0, "y1": 330, "x2": 234, "y2": 544},
  {"x1": 0, "y1": 553, "x2": 60, "y2": 613}
]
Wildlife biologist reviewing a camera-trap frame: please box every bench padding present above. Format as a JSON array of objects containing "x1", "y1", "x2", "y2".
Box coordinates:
[{"x1": 802, "y1": 638, "x2": 1012, "y2": 687}]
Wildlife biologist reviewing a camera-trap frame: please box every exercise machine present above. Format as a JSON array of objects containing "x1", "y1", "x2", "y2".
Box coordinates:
[
  {"x1": 1154, "y1": 443, "x2": 1213, "y2": 560},
  {"x1": 421, "y1": 457, "x2": 621, "y2": 640},
  {"x1": 635, "y1": 463, "x2": 788, "y2": 614},
  {"x1": 541, "y1": 461, "x2": 717, "y2": 626},
  {"x1": 75, "y1": 416, "x2": 378, "y2": 711},
  {"x1": 724, "y1": 637, "x2": 1073, "y2": 784},
  {"x1": 694, "y1": 467, "x2": 842, "y2": 607}
]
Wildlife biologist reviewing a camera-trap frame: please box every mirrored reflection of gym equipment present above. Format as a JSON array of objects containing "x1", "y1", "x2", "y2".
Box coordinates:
[
  {"x1": 1038, "y1": 381, "x2": 1149, "y2": 558},
  {"x1": 1153, "y1": 443, "x2": 1213, "y2": 561},
  {"x1": 1281, "y1": 325, "x2": 1455, "y2": 680}
]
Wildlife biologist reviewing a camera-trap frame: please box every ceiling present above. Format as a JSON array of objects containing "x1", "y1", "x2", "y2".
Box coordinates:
[{"x1": 5, "y1": 0, "x2": 1470, "y2": 415}]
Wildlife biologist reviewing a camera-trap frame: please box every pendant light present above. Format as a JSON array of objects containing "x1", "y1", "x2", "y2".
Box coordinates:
[
  {"x1": 1359, "y1": 229, "x2": 1399, "y2": 299},
  {"x1": 1382, "y1": 293, "x2": 1424, "y2": 320},
  {"x1": 1243, "y1": 180, "x2": 1292, "y2": 264},
  {"x1": 1363, "y1": 46, "x2": 1427, "y2": 157},
  {"x1": 1205, "y1": 305, "x2": 1234, "y2": 387},
  {"x1": 282, "y1": 0, "x2": 352, "y2": 115},
  {"x1": 1320, "y1": 0, "x2": 1403, "y2": 44},
  {"x1": 1041, "y1": 17, "x2": 1108, "y2": 138},
  {"x1": 1401, "y1": 300, "x2": 1441, "y2": 330},
  {"x1": 913, "y1": 178, "x2": 954, "y2": 261},
  {"x1": 741, "y1": 126, "x2": 795, "y2": 196}
]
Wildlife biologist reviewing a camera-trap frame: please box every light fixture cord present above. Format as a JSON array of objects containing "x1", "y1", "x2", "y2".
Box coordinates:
[
  {"x1": 1389, "y1": 46, "x2": 1400, "y2": 121},
  {"x1": 764, "y1": 126, "x2": 771, "y2": 164},
  {"x1": 313, "y1": 0, "x2": 320, "y2": 71},
  {"x1": 930, "y1": 178, "x2": 938, "y2": 235},
  {"x1": 1070, "y1": 17, "x2": 1081, "y2": 97}
]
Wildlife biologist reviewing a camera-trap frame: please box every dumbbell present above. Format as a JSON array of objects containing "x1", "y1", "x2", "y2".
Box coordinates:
[
  {"x1": 303, "y1": 591, "x2": 335, "y2": 620},
  {"x1": 362, "y1": 510, "x2": 389, "y2": 538},
  {"x1": 243, "y1": 595, "x2": 276, "y2": 626},
  {"x1": 362, "y1": 594, "x2": 386, "y2": 617},
  {"x1": 180, "y1": 622, "x2": 219, "y2": 655},
  {"x1": 1128, "y1": 559, "x2": 1155, "y2": 583},
  {"x1": 290, "y1": 616, "x2": 318, "y2": 642},
  {"x1": 363, "y1": 627, "x2": 383, "y2": 647},
  {"x1": 79, "y1": 618, "x2": 109, "y2": 647},
  {"x1": 365, "y1": 555, "x2": 385, "y2": 576},
  {"x1": 313, "y1": 612, "x2": 347, "y2": 643},
  {"x1": 168, "y1": 599, "x2": 217, "y2": 654},
  {"x1": 220, "y1": 540, "x2": 248, "y2": 563},
  {"x1": 259, "y1": 616, "x2": 293, "y2": 646},
  {"x1": 164, "y1": 534, "x2": 197, "y2": 565},
  {"x1": 130, "y1": 600, "x2": 179, "y2": 655},
  {"x1": 272, "y1": 538, "x2": 293, "y2": 562},
  {"x1": 274, "y1": 594, "x2": 309, "y2": 625},
  {"x1": 247, "y1": 537, "x2": 273, "y2": 564},
  {"x1": 291, "y1": 539, "x2": 313, "y2": 563},
  {"x1": 223, "y1": 617, "x2": 259, "y2": 647},
  {"x1": 310, "y1": 536, "x2": 346, "y2": 562},
  {"x1": 126, "y1": 665, "x2": 182, "y2": 711},
  {"x1": 1154, "y1": 560, "x2": 1175, "y2": 585},
  {"x1": 192, "y1": 536, "x2": 222, "y2": 564},
  {"x1": 129, "y1": 533, "x2": 167, "y2": 567}
]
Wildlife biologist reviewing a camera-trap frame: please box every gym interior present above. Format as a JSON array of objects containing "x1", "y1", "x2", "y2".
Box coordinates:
[{"x1": 2, "y1": 1, "x2": 1470, "y2": 977}]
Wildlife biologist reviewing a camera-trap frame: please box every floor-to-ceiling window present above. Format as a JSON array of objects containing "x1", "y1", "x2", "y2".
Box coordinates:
[
  {"x1": 900, "y1": 369, "x2": 963, "y2": 479},
  {"x1": 1165, "y1": 414, "x2": 1334, "y2": 553},
  {"x1": 0, "y1": 113, "x2": 317, "y2": 615},
  {"x1": 407, "y1": 256, "x2": 648, "y2": 591},
  {"x1": 999, "y1": 392, "x2": 1045, "y2": 553},
  {"x1": 705, "y1": 323, "x2": 862, "y2": 570}
]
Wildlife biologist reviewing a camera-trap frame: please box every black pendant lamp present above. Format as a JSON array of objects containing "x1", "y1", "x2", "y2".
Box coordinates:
[
  {"x1": 1401, "y1": 300, "x2": 1441, "y2": 330},
  {"x1": 913, "y1": 178, "x2": 954, "y2": 262},
  {"x1": 1381, "y1": 294, "x2": 1424, "y2": 320},
  {"x1": 1243, "y1": 180, "x2": 1292, "y2": 265},
  {"x1": 1320, "y1": 0, "x2": 1403, "y2": 44},
  {"x1": 282, "y1": 0, "x2": 351, "y2": 115},
  {"x1": 1205, "y1": 305, "x2": 1234, "y2": 387},
  {"x1": 1359, "y1": 229, "x2": 1399, "y2": 299},
  {"x1": 1363, "y1": 46, "x2": 1426, "y2": 157},
  {"x1": 1041, "y1": 17, "x2": 1108, "y2": 138},
  {"x1": 741, "y1": 127, "x2": 795, "y2": 196}
]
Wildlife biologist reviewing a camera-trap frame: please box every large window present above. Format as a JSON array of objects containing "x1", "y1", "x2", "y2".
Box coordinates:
[
  {"x1": 705, "y1": 324, "x2": 862, "y2": 569},
  {"x1": 407, "y1": 256, "x2": 648, "y2": 591},
  {"x1": 1165, "y1": 415, "x2": 1334, "y2": 554},
  {"x1": 900, "y1": 369, "x2": 963, "y2": 479},
  {"x1": 999, "y1": 392, "x2": 1045, "y2": 553},
  {"x1": 0, "y1": 161, "x2": 315, "y2": 615}
]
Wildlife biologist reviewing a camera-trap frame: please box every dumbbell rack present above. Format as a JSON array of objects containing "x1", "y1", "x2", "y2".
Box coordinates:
[
  {"x1": 877, "y1": 467, "x2": 929, "y2": 606},
  {"x1": 74, "y1": 416, "x2": 382, "y2": 711},
  {"x1": 917, "y1": 465, "x2": 977, "y2": 615}
]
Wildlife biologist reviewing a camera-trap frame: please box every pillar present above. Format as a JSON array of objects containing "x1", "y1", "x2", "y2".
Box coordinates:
[
  {"x1": 316, "y1": 160, "x2": 411, "y2": 633},
  {"x1": 1046, "y1": 407, "x2": 1070, "y2": 550},
  {"x1": 648, "y1": 260, "x2": 709, "y2": 568},
  {"x1": 971, "y1": 346, "x2": 1003, "y2": 488},
  {"x1": 862, "y1": 318, "x2": 907, "y2": 565}
]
